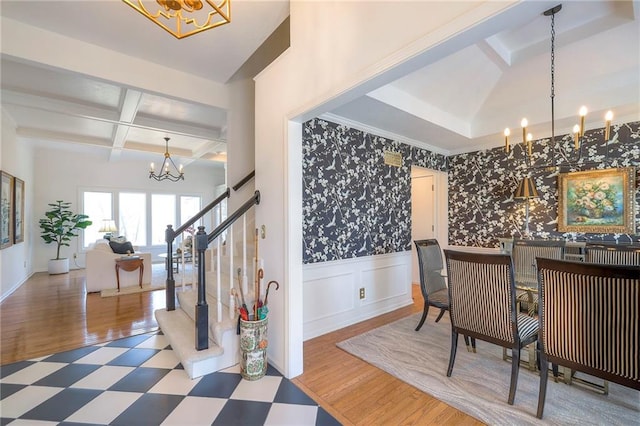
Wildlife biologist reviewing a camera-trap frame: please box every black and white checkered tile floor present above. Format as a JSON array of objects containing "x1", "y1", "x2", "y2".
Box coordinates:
[{"x1": 0, "y1": 332, "x2": 340, "y2": 425}]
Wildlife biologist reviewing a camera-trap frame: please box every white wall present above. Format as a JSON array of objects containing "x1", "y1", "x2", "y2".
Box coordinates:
[
  {"x1": 254, "y1": 1, "x2": 516, "y2": 378},
  {"x1": 31, "y1": 145, "x2": 224, "y2": 273},
  {"x1": 1, "y1": 108, "x2": 35, "y2": 300},
  {"x1": 303, "y1": 252, "x2": 412, "y2": 340}
]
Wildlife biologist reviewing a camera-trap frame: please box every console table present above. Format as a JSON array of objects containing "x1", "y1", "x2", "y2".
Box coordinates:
[{"x1": 115, "y1": 256, "x2": 144, "y2": 292}]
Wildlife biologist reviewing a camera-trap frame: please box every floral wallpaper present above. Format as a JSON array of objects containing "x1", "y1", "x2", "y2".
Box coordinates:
[
  {"x1": 302, "y1": 118, "x2": 639, "y2": 264},
  {"x1": 302, "y1": 118, "x2": 446, "y2": 263},
  {"x1": 448, "y1": 121, "x2": 640, "y2": 247}
]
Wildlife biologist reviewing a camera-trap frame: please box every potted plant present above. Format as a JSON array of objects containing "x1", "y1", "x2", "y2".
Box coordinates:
[{"x1": 39, "y1": 200, "x2": 92, "y2": 274}]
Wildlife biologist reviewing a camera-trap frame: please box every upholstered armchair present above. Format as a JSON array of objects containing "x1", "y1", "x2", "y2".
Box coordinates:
[{"x1": 85, "y1": 239, "x2": 151, "y2": 293}]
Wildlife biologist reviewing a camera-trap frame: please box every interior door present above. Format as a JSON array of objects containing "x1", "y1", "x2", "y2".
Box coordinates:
[{"x1": 411, "y1": 168, "x2": 435, "y2": 284}]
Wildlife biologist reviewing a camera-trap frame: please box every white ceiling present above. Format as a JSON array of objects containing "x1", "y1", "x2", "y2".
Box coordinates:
[{"x1": 1, "y1": 1, "x2": 639, "y2": 166}]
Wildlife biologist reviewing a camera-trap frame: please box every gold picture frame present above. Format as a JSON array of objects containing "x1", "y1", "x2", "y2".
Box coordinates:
[{"x1": 558, "y1": 167, "x2": 636, "y2": 233}]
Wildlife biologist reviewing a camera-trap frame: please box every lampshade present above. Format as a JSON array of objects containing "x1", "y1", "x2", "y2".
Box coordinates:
[
  {"x1": 514, "y1": 177, "x2": 539, "y2": 199},
  {"x1": 98, "y1": 219, "x2": 117, "y2": 233}
]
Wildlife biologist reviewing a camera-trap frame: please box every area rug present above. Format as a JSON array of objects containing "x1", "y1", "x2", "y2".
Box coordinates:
[
  {"x1": 100, "y1": 263, "x2": 195, "y2": 297},
  {"x1": 100, "y1": 283, "x2": 168, "y2": 297},
  {"x1": 337, "y1": 312, "x2": 639, "y2": 425}
]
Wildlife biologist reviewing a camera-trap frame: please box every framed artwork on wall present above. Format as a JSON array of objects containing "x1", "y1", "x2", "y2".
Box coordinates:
[
  {"x1": 558, "y1": 167, "x2": 636, "y2": 233},
  {"x1": 14, "y1": 177, "x2": 24, "y2": 244},
  {"x1": 1, "y1": 171, "x2": 14, "y2": 249}
]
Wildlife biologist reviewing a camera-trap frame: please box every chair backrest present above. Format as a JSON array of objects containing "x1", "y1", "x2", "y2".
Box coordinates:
[
  {"x1": 536, "y1": 258, "x2": 640, "y2": 391},
  {"x1": 585, "y1": 243, "x2": 640, "y2": 266},
  {"x1": 444, "y1": 250, "x2": 517, "y2": 347},
  {"x1": 512, "y1": 239, "x2": 565, "y2": 287},
  {"x1": 414, "y1": 239, "x2": 447, "y2": 297}
]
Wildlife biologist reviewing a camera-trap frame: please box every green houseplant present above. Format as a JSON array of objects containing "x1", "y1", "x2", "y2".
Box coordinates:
[{"x1": 39, "y1": 200, "x2": 91, "y2": 274}]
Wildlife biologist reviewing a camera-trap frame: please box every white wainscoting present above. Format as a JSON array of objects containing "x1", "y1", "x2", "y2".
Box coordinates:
[{"x1": 302, "y1": 251, "x2": 413, "y2": 340}]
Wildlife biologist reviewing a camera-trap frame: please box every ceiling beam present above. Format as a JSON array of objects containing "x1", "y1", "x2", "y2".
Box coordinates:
[{"x1": 110, "y1": 89, "x2": 143, "y2": 161}]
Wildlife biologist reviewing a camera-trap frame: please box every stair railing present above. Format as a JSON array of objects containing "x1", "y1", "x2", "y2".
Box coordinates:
[
  {"x1": 194, "y1": 190, "x2": 261, "y2": 350},
  {"x1": 232, "y1": 170, "x2": 255, "y2": 191},
  {"x1": 164, "y1": 188, "x2": 230, "y2": 311}
]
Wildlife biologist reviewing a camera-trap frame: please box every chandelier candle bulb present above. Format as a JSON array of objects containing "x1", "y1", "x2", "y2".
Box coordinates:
[
  {"x1": 150, "y1": 163, "x2": 154, "y2": 172},
  {"x1": 573, "y1": 124, "x2": 581, "y2": 150},
  {"x1": 604, "y1": 110, "x2": 613, "y2": 140},
  {"x1": 521, "y1": 118, "x2": 528, "y2": 145},
  {"x1": 579, "y1": 106, "x2": 588, "y2": 137},
  {"x1": 504, "y1": 128, "x2": 510, "y2": 152}
]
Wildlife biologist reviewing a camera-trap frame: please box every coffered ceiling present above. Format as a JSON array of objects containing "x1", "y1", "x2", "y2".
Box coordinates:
[{"x1": 1, "y1": 1, "x2": 638, "y2": 165}]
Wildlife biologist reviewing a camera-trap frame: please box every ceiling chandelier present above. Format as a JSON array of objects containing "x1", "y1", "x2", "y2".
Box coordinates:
[
  {"x1": 503, "y1": 4, "x2": 614, "y2": 168},
  {"x1": 122, "y1": 0, "x2": 231, "y2": 39},
  {"x1": 149, "y1": 137, "x2": 185, "y2": 182}
]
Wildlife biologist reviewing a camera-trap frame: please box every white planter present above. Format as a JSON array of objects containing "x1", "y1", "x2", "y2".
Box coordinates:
[{"x1": 48, "y1": 258, "x2": 69, "y2": 275}]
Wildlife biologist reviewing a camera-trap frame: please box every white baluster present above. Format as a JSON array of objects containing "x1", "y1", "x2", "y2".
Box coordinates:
[
  {"x1": 216, "y1": 237, "x2": 222, "y2": 323},
  {"x1": 228, "y1": 223, "x2": 234, "y2": 320}
]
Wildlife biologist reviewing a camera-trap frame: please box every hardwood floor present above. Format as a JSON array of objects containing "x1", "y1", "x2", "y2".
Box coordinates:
[{"x1": 1, "y1": 269, "x2": 482, "y2": 425}]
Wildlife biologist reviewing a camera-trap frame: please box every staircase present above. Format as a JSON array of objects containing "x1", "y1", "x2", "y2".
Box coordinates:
[{"x1": 155, "y1": 182, "x2": 260, "y2": 379}]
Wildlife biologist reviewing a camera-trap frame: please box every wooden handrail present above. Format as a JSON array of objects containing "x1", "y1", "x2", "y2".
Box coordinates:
[
  {"x1": 207, "y1": 190, "x2": 260, "y2": 243},
  {"x1": 232, "y1": 170, "x2": 255, "y2": 191},
  {"x1": 171, "y1": 188, "x2": 230, "y2": 239}
]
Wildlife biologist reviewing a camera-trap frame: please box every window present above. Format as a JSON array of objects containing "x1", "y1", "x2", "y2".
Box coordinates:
[
  {"x1": 83, "y1": 191, "x2": 113, "y2": 248},
  {"x1": 119, "y1": 193, "x2": 146, "y2": 246},
  {"x1": 152, "y1": 194, "x2": 176, "y2": 245},
  {"x1": 181, "y1": 195, "x2": 202, "y2": 230},
  {"x1": 82, "y1": 190, "x2": 202, "y2": 249}
]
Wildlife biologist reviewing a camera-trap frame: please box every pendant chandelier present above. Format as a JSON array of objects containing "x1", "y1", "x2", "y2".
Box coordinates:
[
  {"x1": 122, "y1": 0, "x2": 231, "y2": 39},
  {"x1": 503, "y1": 4, "x2": 615, "y2": 169},
  {"x1": 149, "y1": 137, "x2": 185, "y2": 182}
]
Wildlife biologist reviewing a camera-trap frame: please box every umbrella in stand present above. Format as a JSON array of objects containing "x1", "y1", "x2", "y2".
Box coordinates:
[{"x1": 260, "y1": 280, "x2": 280, "y2": 319}]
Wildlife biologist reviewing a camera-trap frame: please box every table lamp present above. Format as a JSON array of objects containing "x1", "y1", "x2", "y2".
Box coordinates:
[{"x1": 514, "y1": 177, "x2": 539, "y2": 238}]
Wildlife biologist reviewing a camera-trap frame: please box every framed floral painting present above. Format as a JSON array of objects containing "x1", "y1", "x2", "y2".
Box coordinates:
[{"x1": 558, "y1": 167, "x2": 636, "y2": 233}]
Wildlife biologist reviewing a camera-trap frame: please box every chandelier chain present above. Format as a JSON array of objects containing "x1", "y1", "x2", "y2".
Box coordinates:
[{"x1": 550, "y1": 9, "x2": 556, "y2": 145}]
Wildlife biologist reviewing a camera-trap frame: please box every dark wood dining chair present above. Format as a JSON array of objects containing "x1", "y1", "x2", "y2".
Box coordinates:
[
  {"x1": 535, "y1": 258, "x2": 640, "y2": 419},
  {"x1": 512, "y1": 239, "x2": 565, "y2": 315},
  {"x1": 414, "y1": 239, "x2": 449, "y2": 331},
  {"x1": 443, "y1": 250, "x2": 539, "y2": 405},
  {"x1": 585, "y1": 243, "x2": 640, "y2": 266}
]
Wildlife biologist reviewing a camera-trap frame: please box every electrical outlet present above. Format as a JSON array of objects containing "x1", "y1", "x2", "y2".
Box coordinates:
[{"x1": 359, "y1": 287, "x2": 365, "y2": 299}]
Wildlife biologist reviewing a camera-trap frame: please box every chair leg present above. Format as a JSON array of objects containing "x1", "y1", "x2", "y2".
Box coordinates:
[
  {"x1": 462, "y1": 336, "x2": 477, "y2": 353},
  {"x1": 415, "y1": 302, "x2": 430, "y2": 331},
  {"x1": 434, "y1": 308, "x2": 446, "y2": 323},
  {"x1": 537, "y1": 353, "x2": 549, "y2": 419},
  {"x1": 552, "y1": 363, "x2": 559, "y2": 382},
  {"x1": 446, "y1": 331, "x2": 459, "y2": 377},
  {"x1": 507, "y1": 347, "x2": 520, "y2": 405}
]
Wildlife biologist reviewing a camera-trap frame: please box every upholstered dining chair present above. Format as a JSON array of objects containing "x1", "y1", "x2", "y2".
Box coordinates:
[
  {"x1": 414, "y1": 239, "x2": 449, "y2": 331},
  {"x1": 512, "y1": 239, "x2": 565, "y2": 315},
  {"x1": 443, "y1": 250, "x2": 539, "y2": 405},
  {"x1": 585, "y1": 243, "x2": 640, "y2": 266},
  {"x1": 535, "y1": 258, "x2": 640, "y2": 419}
]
